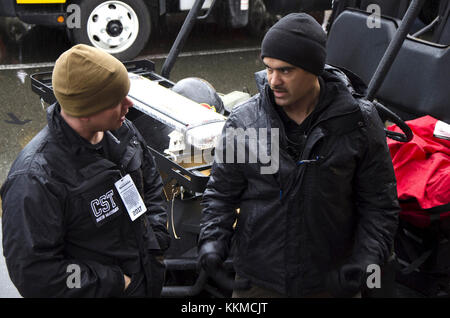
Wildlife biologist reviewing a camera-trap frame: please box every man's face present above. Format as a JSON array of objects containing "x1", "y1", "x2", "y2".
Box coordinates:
[
  {"x1": 263, "y1": 57, "x2": 317, "y2": 109},
  {"x1": 88, "y1": 96, "x2": 134, "y2": 131}
]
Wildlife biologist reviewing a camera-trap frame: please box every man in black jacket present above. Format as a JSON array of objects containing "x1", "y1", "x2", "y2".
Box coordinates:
[
  {"x1": 1, "y1": 44, "x2": 170, "y2": 297},
  {"x1": 198, "y1": 13, "x2": 399, "y2": 297}
]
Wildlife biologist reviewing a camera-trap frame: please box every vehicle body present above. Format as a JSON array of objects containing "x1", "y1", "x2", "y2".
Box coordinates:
[
  {"x1": 28, "y1": 0, "x2": 449, "y2": 297},
  {"x1": 327, "y1": 0, "x2": 450, "y2": 297},
  {"x1": 326, "y1": 0, "x2": 449, "y2": 122},
  {"x1": 0, "y1": 0, "x2": 332, "y2": 61}
]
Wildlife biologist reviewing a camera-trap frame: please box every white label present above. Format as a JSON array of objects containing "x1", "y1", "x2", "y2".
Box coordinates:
[
  {"x1": 434, "y1": 120, "x2": 450, "y2": 140},
  {"x1": 179, "y1": 0, "x2": 212, "y2": 11},
  {"x1": 241, "y1": 0, "x2": 249, "y2": 11},
  {"x1": 114, "y1": 174, "x2": 147, "y2": 221}
]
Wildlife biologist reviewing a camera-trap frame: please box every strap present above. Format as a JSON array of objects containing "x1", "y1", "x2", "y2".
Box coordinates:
[
  {"x1": 425, "y1": 203, "x2": 450, "y2": 215},
  {"x1": 425, "y1": 203, "x2": 450, "y2": 227},
  {"x1": 397, "y1": 210, "x2": 450, "y2": 275},
  {"x1": 400, "y1": 200, "x2": 450, "y2": 225},
  {"x1": 400, "y1": 249, "x2": 433, "y2": 275},
  {"x1": 396, "y1": 221, "x2": 433, "y2": 274}
]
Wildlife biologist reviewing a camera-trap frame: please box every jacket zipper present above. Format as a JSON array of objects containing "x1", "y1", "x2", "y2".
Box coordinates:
[{"x1": 280, "y1": 108, "x2": 362, "y2": 201}]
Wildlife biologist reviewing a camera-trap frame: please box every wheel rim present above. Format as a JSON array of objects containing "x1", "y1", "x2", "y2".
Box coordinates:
[
  {"x1": 249, "y1": 0, "x2": 267, "y2": 33},
  {"x1": 87, "y1": 1, "x2": 139, "y2": 54}
]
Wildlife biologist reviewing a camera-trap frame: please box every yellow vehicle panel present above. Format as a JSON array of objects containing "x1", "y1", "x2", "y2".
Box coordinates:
[{"x1": 16, "y1": 0, "x2": 66, "y2": 4}]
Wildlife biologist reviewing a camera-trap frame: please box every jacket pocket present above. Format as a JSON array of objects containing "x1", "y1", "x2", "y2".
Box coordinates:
[{"x1": 122, "y1": 272, "x2": 146, "y2": 297}]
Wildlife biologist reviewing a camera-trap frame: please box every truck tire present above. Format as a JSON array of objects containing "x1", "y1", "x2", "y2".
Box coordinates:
[
  {"x1": 247, "y1": 0, "x2": 271, "y2": 37},
  {"x1": 69, "y1": 0, "x2": 151, "y2": 61}
]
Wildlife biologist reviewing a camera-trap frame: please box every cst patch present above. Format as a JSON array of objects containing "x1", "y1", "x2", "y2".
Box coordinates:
[{"x1": 88, "y1": 188, "x2": 122, "y2": 227}]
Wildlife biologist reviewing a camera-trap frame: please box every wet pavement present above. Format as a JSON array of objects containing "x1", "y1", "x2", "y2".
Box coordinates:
[
  {"x1": 0, "y1": 230, "x2": 20, "y2": 298},
  {"x1": 0, "y1": 14, "x2": 266, "y2": 298},
  {"x1": 0, "y1": 68, "x2": 49, "y2": 193}
]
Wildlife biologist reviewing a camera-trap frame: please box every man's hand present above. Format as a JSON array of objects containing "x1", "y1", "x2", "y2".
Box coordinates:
[
  {"x1": 199, "y1": 253, "x2": 223, "y2": 277},
  {"x1": 124, "y1": 274, "x2": 131, "y2": 291},
  {"x1": 325, "y1": 264, "x2": 364, "y2": 297}
]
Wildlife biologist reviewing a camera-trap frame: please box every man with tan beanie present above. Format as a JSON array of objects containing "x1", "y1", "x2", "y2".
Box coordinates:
[{"x1": 1, "y1": 44, "x2": 170, "y2": 297}]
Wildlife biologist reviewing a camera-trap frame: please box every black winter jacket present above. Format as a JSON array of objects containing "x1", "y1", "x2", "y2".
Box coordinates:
[
  {"x1": 1, "y1": 104, "x2": 170, "y2": 297},
  {"x1": 198, "y1": 66, "x2": 400, "y2": 296}
]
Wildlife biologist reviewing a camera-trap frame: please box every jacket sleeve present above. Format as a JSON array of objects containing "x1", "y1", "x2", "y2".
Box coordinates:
[
  {"x1": 1, "y1": 173, "x2": 125, "y2": 298},
  {"x1": 198, "y1": 114, "x2": 248, "y2": 260},
  {"x1": 351, "y1": 102, "x2": 400, "y2": 269},
  {"x1": 136, "y1": 130, "x2": 170, "y2": 252}
]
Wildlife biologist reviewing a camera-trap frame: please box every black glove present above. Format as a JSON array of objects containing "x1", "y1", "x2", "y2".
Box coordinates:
[
  {"x1": 199, "y1": 253, "x2": 224, "y2": 277},
  {"x1": 326, "y1": 263, "x2": 364, "y2": 298},
  {"x1": 199, "y1": 253, "x2": 250, "y2": 291}
]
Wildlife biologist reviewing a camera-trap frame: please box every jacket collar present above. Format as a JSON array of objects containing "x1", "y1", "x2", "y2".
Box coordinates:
[
  {"x1": 47, "y1": 103, "x2": 100, "y2": 154},
  {"x1": 46, "y1": 104, "x2": 138, "y2": 173}
]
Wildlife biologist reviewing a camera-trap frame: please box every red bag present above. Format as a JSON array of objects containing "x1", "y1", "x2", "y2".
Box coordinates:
[{"x1": 387, "y1": 116, "x2": 450, "y2": 228}]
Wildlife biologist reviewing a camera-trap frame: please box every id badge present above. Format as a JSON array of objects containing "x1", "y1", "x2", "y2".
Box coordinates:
[{"x1": 114, "y1": 174, "x2": 147, "y2": 221}]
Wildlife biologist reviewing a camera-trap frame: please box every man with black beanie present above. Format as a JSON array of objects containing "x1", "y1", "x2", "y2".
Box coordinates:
[{"x1": 198, "y1": 13, "x2": 399, "y2": 297}]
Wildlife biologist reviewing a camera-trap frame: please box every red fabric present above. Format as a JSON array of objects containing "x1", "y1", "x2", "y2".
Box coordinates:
[{"x1": 387, "y1": 116, "x2": 450, "y2": 228}]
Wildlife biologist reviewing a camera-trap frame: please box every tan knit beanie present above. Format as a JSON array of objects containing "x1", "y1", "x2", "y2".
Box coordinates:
[{"x1": 52, "y1": 44, "x2": 130, "y2": 117}]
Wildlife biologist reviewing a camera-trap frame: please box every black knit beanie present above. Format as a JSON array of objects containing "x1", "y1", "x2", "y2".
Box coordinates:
[{"x1": 261, "y1": 13, "x2": 327, "y2": 76}]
